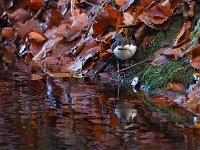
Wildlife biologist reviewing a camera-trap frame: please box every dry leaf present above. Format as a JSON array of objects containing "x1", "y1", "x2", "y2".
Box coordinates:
[{"x1": 29, "y1": 32, "x2": 46, "y2": 42}]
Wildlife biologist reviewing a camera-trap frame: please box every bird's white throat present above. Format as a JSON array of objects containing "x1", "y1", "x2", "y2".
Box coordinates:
[{"x1": 113, "y1": 44, "x2": 137, "y2": 60}]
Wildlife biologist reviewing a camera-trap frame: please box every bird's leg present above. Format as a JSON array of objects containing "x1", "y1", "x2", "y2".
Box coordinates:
[
  {"x1": 131, "y1": 59, "x2": 134, "y2": 65},
  {"x1": 116, "y1": 58, "x2": 120, "y2": 78},
  {"x1": 116, "y1": 58, "x2": 120, "y2": 71}
]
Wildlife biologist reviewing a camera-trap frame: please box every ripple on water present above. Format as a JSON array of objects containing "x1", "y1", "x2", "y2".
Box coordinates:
[{"x1": 0, "y1": 62, "x2": 199, "y2": 150}]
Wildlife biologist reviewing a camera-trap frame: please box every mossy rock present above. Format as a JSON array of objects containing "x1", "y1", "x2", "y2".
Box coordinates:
[
  {"x1": 123, "y1": 15, "x2": 194, "y2": 94},
  {"x1": 141, "y1": 59, "x2": 193, "y2": 92}
]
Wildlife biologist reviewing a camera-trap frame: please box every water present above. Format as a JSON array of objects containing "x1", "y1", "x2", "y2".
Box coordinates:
[{"x1": 0, "y1": 62, "x2": 200, "y2": 150}]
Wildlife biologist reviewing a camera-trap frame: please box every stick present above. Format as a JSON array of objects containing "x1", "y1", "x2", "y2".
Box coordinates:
[
  {"x1": 33, "y1": 0, "x2": 50, "y2": 20},
  {"x1": 70, "y1": 0, "x2": 75, "y2": 16},
  {"x1": 117, "y1": 57, "x2": 152, "y2": 72},
  {"x1": 84, "y1": 0, "x2": 109, "y2": 38}
]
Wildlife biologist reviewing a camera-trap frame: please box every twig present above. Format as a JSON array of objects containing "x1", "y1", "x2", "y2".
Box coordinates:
[
  {"x1": 33, "y1": 0, "x2": 50, "y2": 20},
  {"x1": 70, "y1": 0, "x2": 75, "y2": 16},
  {"x1": 84, "y1": 0, "x2": 110, "y2": 38},
  {"x1": 117, "y1": 57, "x2": 152, "y2": 72}
]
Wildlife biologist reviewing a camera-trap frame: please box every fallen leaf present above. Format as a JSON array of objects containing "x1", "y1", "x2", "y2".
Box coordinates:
[
  {"x1": 115, "y1": 0, "x2": 126, "y2": 6},
  {"x1": 63, "y1": 13, "x2": 89, "y2": 41},
  {"x1": 45, "y1": 9, "x2": 64, "y2": 28},
  {"x1": 190, "y1": 46, "x2": 200, "y2": 69},
  {"x1": 2, "y1": 27, "x2": 15, "y2": 41},
  {"x1": 31, "y1": 73, "x2": 44, "y2": 80},
  {"x1": 29, "y1": 0, "x2": 43, "y2": 10},
  {"x1": 64, "y1": 37, "x2": 100, "y2": 73},
  {"x1": 93, "y1": 5, "x2": 120, "y2": 35},
  {"x1": 48, "y1": 73, "x2": 73, "y2": 78},
  {"x1": 167, "y1": 82, "x2": 185, "y2": 92},
  {"x1": 151, "y1": 55, "x2": 171, "y2": 66},
  {"x1": 17, "y1": 19, "x2": 39, "y2": 39},
  {"x1": 29, "y1": 32, "x2": 46, "y2": 42},
  {"x1": 121, "y1": 0, "x2": 136, "y2": 11},
  {"x1": 123, "y1": 12, "x2": 134, "y2": 25},
  {"x1": 174, "y1": 21, "x2": 191, "y2": 46},
  {"x1": 9, "y1": 8, "x2": 32, "y2": 23}
]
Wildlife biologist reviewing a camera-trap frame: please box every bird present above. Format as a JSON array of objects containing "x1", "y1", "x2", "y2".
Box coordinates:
[
  {"x1": 111, "y1": 33, "x2": 137, "y2": 72},
  {"x1": 95, "y1": 33, "x2": 137, "y2": 75},
  {"x1": 112, "y1": 33, "x2": 137, "y2": 61}
]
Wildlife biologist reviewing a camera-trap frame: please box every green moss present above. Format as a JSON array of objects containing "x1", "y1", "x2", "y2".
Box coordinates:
[
  {"x1": 144, "y1": 100, "x2": 194, "y2": 125},
  {"x1": 122, "y1": 16, "x2": 194, "y2": 93},
  {"x1": 141, "y1": 59, "x2": 193, "y2": 92},
  {"x1": 133, "y1": 16, "x2": 183, "y2": 63},
  {"x1": 124, "y1": 16, "x2": 184, "y2": 84}
]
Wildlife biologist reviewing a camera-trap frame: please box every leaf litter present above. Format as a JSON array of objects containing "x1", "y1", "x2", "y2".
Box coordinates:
[{"x1": 0, "y1": 0, "x2": 200, "y2": 115}]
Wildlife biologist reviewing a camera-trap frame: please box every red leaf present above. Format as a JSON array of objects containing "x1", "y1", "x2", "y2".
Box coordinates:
[
  {"x1": 93, "y1": 5, "x2": 120, "y2": 35},
  {"x1": 29, "y1": 0, "x2": 43, "y2": 10}
]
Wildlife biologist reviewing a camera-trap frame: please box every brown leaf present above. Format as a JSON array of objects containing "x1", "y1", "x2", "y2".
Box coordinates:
[
  {"x1": 93, "y1": 5, "x2": 120, "y2": 35},
  {"x1": 44, "y1": 23, "x2": 69, "y2": 39},
  {"x1": 138, "y1": 0, "x2": 173, "y2": 28},
  {"x1": 115, "y1": 0, "x2": 126, "y2": 6},
  {"x1": 167, "y1": 82, "x2": 185, "y2": 92},
  {"x1": 123, "y1": 12, "x2": 134, "y2": 25},
  {"x1": 63, "y1": 13, "x2": 89, "y2": 41},
  {"x1": 29, "y1": 0, "x2": 43, "y2": 10},
  {"x1": 190, "y1": 45, "x2": 200, "y2": 69},
  {"x1": 185, "y1": 45, "x2": 200, "y2": 57},
  {"x1": 31, "y1": 73, "x2": 44, "y2": 80},
  {"x1": 64, "y1": 37, "x2": 99, "y2": 73},
  {"x1": 151, "y1": 55, "x2": 171, "y2": 66},
  {"x1": 3, "y1": 52, "x2": 15, "y2": 63},
  {"x1": 121, "y1": 0, "x2": 136, "y2": 11},
  {"x1": 152, "y1": 95, "x2": 167, "y2": 106},
  {"x1": 134, "y1": 24, "x2": 148, "y2": 45},
  {"x1": 17, "y1": 19, "x2": 39, "y2": 39},
  {"x1": 45, "y1": 9, "x2": 64, "y2": 28},
  {"x1": 9, "y1": 8, "x2": 32, "y2": 24},
  {"x1": 162, "y1": 42, "x2": 191, "y2": 57},
  {"x1": 29, "y1": 32, "x2": 46, "y2": 42},
  {"x1": 139, "y1": 34, "x2": 154, "y2": 50},
  {"x1": 174, "y1": 21, "x2": 191, "y2": 46},
  {"x1": 33, "y1": 37, "x2": 62, "y2": 61},
  {"x1": 2, "y1": 27, "x2": 15, "y2": 41},
  {"x1": 57, "y1": 0, "x2": 69, "y2": 15},
  {"x1": 30, "y1": 42, "x2": 44, "y2": 56},
  {"x1": 152, "y1": 22, "x2": 192, "y2": 66}
]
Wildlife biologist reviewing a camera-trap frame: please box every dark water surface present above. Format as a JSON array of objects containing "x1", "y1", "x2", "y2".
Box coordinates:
[{"x1": 0, "y1": 62, "x2": 200, "y2": 150}]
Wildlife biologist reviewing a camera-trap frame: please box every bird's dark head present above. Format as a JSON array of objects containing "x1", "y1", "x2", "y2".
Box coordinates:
[
  {"x1": 112, "y1": 33, "x2": 137, "y2": 60},
  {"x1": 114, "y1": 33, "x2": 125, "y2": 41}
]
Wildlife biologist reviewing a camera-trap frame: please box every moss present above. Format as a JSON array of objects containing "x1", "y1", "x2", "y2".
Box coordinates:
[
  {"x1": 144, "y1": 100, "x2": 194, "y2": 126},
  {"x1": 122, "y1": 16, "x2": 194, "y2": 94},
  {"x1": 124, "y1": 16, "x2": 184, "y2": 83},
  {"x1": 141, "y1": 59, "x2": 193, "y2": 92},
  {"x1": 134, "y1": 16, "x2": 183, "y2": 63}
]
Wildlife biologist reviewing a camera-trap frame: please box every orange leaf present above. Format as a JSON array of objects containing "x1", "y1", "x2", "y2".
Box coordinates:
[
  {"x1": 2, "y1": 27, "x2": 15, "y2": 41},
  {"x1": 115, "y1": 0, "x2": 126, "y2": 6},
  {"x1": 29, "y1": 0, "x2": 43, "y2": 10},
  {"x1": 174, "y1": 21, "x2": 191, "y2": 46},
  {"x1": 29, "y1": 32, "x2": 46, "y2": 42},
  {"x1": 167, "y1": 82, "x2": 185, "y2": 92},
  {"x1": 93, "y1": 5, "x2": 119, "y2": 35}
]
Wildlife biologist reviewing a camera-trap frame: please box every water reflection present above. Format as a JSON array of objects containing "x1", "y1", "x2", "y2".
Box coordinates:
[{"x1": 0, "y1": 63, "x2": 200, "y2": 149}]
